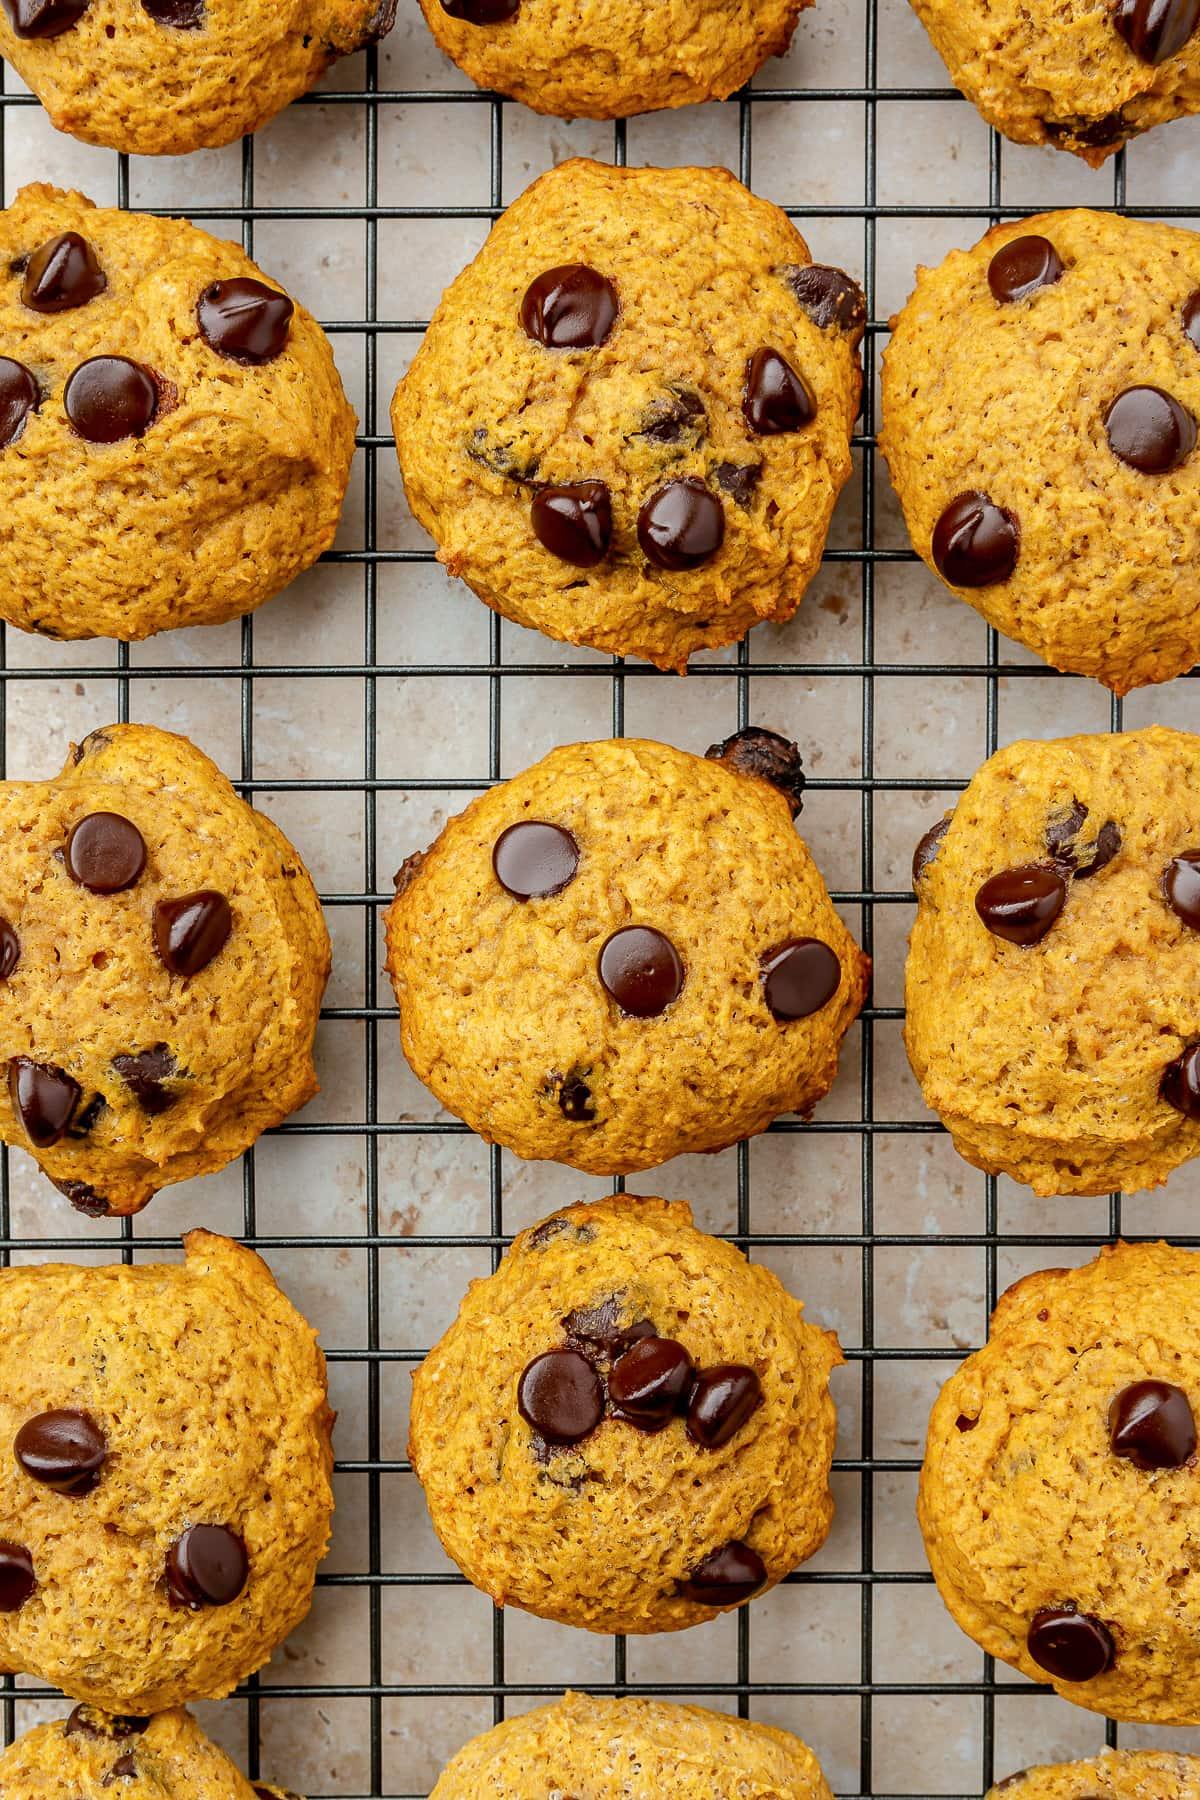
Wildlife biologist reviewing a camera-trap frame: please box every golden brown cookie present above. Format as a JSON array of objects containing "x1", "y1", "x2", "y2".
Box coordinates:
[
  {"x1": 392, "y1": 158, "x2": 864, "y2": 671},
  {"x1": 430, "y1": 1691, "x2": 834, "y2": 1797},
  {"x1": 909, "y1": 0, "x2": 1200, "y2": 164},
  {"x1": 0, "y1": 1230, "x2": 333, "y2": 1713},
  {"x1": 988, "y1": 1751, "x2": 1200, "y2": 1799},
  {"x1": 0, "y1": 0, "x2": 395, "y2": 156},
  {"x1": 921, "y1": 1242, "x2": 1200, "y2": 1725},
  {"x1": 0, "y1": 184, "x2": 355, "y2": 641},
  {"x1": 0, "y1": 1706, "x2": 305, "y2": 1800},
  {"x1": 881, "y1": 209, "x2": 1200, "y2": 693},
  {"x1": 0, "y1": 721, "x2": 329, "y2": 1217},
  {"x1": 410, "y1": 1197, "x2": 842, "y2": 1634},
  {"x1": 386, "y1": 731, "x2": 867, "y2": 1173},
  {"x1": 906, "y1": 726, "x2": 1200, "y2": 1197}
]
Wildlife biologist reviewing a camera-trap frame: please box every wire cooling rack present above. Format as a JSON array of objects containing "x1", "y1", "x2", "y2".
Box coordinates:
[{"x1": 1, "y1": 2, "x2": 1199, "y2": 1795}]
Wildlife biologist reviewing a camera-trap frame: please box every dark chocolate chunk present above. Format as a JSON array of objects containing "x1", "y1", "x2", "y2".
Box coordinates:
[
  {"x1": 153, "y1": 891, "x2": 232, "y2": 977},
  {"x1": 65, "y1": 811, "x2": 146, "y2": 894},
  {"x1": 987, "y1": 235, "x2": 1064, "y2": 304},
  {"x1": 563, "y1": 1295, "x2": 652, "y2": 1357},
  {"x1": 466, "y1": 427, "x2": 540, "y2": 486},
  {"x1": 705, "y1": 726, "x2": 805, "y2": 817},
  {"x1": 0, "y1": 1542, "x2": 34, "y2": 1611},
  {"x1": 1114, "y1": 0, "x2": 1200, "y2": 64},
  {"x1": 711, "y1": 461, "x2": 761, "y2": 507},
  {"x1": 598, "y1": 926, "x2": 684, "y2": 1017},
  {"x1": 517, "y1": 1348, "x2": 604, "y2": 1444},
  {"x1": 1043, "y1": 110, "x2": 1128, "y2": 148},
  {"x1": 912, "y1": 816, "x2": 951, "y2": 888},
  {"x1": 4, "y1": 0, "x2": 88, "y2": 36},
  {"x1": 440, "y1": 0, "x2": 518, "y2": 17},
  {"x1": 608, "y1": 1336, "x2": 694, "y2": 1431},
  {"x1": 686, "y1": 1364, "x2": 762, "y2": 1448},
  {"x1": 520, "y1": 265, "x2": 617, "y2": 349},
  {"x1": 1026, "y1": 1607, "x2": 1115, "y2": 1682},
  {"x1": 65, "y1": 1708, "x2": 149, "y2": 1740},
  {"x1": 0, "y1": 917, "x2": 19, "y2": 980},
  {"x1": 557, "y1": 1073, "x2": 595, "y2": 1122},
  {"x1": 52, "y1": 1177, "x2": 110, "y2": 1217},
  {"x1": 637, "y1": 477, "x2": 724, "y2": 571},
  {"x1": 1105, "y1": 385, "x2": 1196, "y2": 473},
  {"x1": 64, "y1": 357, "x2": 158, "y2": 444},
  {"x1": 101, "y1": 1755, "x2": 138, "y2": 1787},
  {"x1": 761, "y1": 938, "x2": 842, "y2": 1020},
  {"x1": 1109, "y1": 1379, "x2": 1196, "y2": 1469},
  {"x1": 932, "y1": 491, "x2": 1020, "y2": 587},
  {"x1": 636, "y1": 387, "x2": 706, "y2": 445},
  {"x1": 0, "y1": 357, "x2": 39, "y2": 449},
  {"x1": 974, "y1": 865, "x2": 1067, "y2": 946},
  {"x1": 8, "y1": 1057, "x2": 81, "y2": 1148},
  {"x1": 15, "y1": 1408, "x2": 106, "y2": 1495},
  {"x1": 742, "y1": 347, "x2": 815, "y2": 435},
  {"x1": 112, "y1": 1044, "x2": 177, "y2": 1114},
  {"x1": 67, "y1": 1092, "x2": 106, "y2": 1140},
  {"x1": 782, "y1": 263, "x2": 867, "y2": 340},
  {"x1": 677, "y1": 1539, "x2": 767, "y2": 1607},
  {"x1": 165, "y1": 1524, "x2": 249, "y2": 1608},
  {"x1": 1162, "y1": 1044, "x2": 1200, "y2": 1118},
  {"x1": 197, "y1": 278, "x2": 293, "y2": 363},
  {"x1": 530, "y1": 480, "x2": 612, "y2": 568},
  {"x1": 493, "y1": 821, "x2": 579, "y2": 900},
  {"x1": 141, "y1": 0, "x2": 204, "y2": 27},
  {"x1": 22, "y1": 231, "x2": 106, "y2": 313},
  {"x1": 1163, "y1": 851, "x2": 1200, "y2": 928}
]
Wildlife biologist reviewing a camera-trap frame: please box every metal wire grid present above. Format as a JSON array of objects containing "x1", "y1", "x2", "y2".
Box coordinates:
[{"x1": 0, "y1": 3, "x2": 1185, "y2": 1794}]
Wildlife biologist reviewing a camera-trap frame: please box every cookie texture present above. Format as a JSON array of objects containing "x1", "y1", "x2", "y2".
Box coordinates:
[
  {"x1": 392, "y1": 159, "x2": 864, "y2": 671},
  {"x1": 921, "y1": 1242, "x2": 1200, "y2": 1724},
  {"x1": 0, "y1": 1706, "x2": 305, "y2": 1800},
  {"x1": 905, "y1": 726, "x2": 1200, "y2": 1197},
  {"x1": 0, "y1": 1230, "x2": 333, "y2": 1712},
  {"x1": 417, "y1": 0, "x2": 804, "y2": 120},
  {"x1": 430, "y1": 1691, "x2": 834, "y2": 1797},
  {"x1": 411, "y1": 1197, "x2": 842, "y2": 1635},
  {"x1": 0, "y1": 0, "x2": 395, "y2": 156},
  {"x1": 881, "y1": 209, "x2": 1200, "y2": 693},
  {"x1": 386, "y1": 733, "x2": 867, "y2": 1173},
  {"x1": 988, "y1": 1751, "x2": 1200, "y2": 1798},
  {"x1": 0, "y1": 721, "x2": 329, "y2": 1216},
  {"x1": 909, "y1": 0, "x2": 1200, "y2": 164},
  {"x1": 0, "y1": 184, "x2": 355, "y2": 640}
]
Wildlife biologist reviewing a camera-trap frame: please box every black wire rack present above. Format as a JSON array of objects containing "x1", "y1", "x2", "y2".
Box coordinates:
[{"x1": 0, "y1": 2, "x2": 1197, "y2": 1795}]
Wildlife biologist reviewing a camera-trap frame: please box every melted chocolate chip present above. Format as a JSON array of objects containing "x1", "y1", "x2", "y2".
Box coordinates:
[
  {"x1": 1026, "y1": 1607, "x2": 1115, "y2": 1682},
  {"x1": 742, "y1": 347, "x2": 815, "y2": 435},
  {"x1": 1045, "y1": 802, "x2": 1122, "y2": 879},
  {"x1": 711, "y1": 461, "x2": 761, "y2": 507},
  {"x1": 141, "y1": 0, "x2": 204, "y2": 26},
  {"x1": 609, "y1": 1336, "x2": 694, "y2": 1431},
  {"x1": 517, "y1": 1348, "x2": 604, "y2": 1444},
  {"x1": 112, "y1": 1044, "x2": 177, "y2": 1114},
  {"x1": 528, "y1": 1215, "x2": 570, "y2": 1250},
  {"x1": 22, "y1": 231, "x2": 105, "y2": 314},
  {"x1": 153, "y1": 891, "x2": 232, "y2": 977},
  {"x1": 15, "y1": 1408, "x2": 106, "y2": 1495},
  {"x1": 197, "y1": 278, "x2": 293, "y2": 364},
  {"x1": 562, "y1": 1296, "x2": 652, "y2": 1357},
  {"x1": 8, "y1": 1057, "x2": 81, "y2": 1149},
  {"x1": 955, "y1": 1413, "x2": 978, "y2": 1432},
  {"x1": 932, "y1": 492, "x2": 1020, "y2": 587},
  {"x1": 520, "y1": 265, "x2": 617, "y2": 350},
  {"x1": 165, "y1": 1524, "x2": 248, "y2": 1608},
  {"x1": 67, "y1": 1092, "x2": 106, "y2": 1141},
  {"x1": 705, "y1": 726, "x2": 805, "y2": 817},
  {"x1": 1044, "y1": 110, "x2": 1128, "y2": 148},
  {"x1": 467, "y1": 427, "x2": 540, "y2": 486},
  {"x1": 1162, "y1": 1045, "x2": 1200, "y2": 1117},
  {"x1": 493, "y1": 820, "x2": 579, "y2": 900},
  {"x1": 912, "y1": 816, "x2": 951, "y2": 888},
  {"x1": 440, "y1": 0, "x2": 519, "y2": 18},
  {"x1": 1164, "y1": 851, "x2": 1200, "y2": 928},
  {"x1": 65, "y1": 1708, "x2": 149, "y2": 1740},
  {"x1": 65, "y1": 811, "x2": 146, "y2": 894},
  {"x1": 761, "y1": 938, "x2": 842, "y2": 1021},
  {"x1": 530, "y1": 480, "x2": 612, "y2": 567},
  {"x1": 0, "y1": 1542, "x2": 34, "y2": 1611},
  {"x1": 974, "y1": 865, "x2": 1067, "y2": 946},
  {"x1": 598, "y1": 926, "x2": 684, "y2": 1017},
  {"x1": 52, "y1": 1176, "x2": 111, "y2": 1217},
  {"x1": 637, "y1": 388, "x2": 706, "y2": 445},
  {"x1": 4, "y1": 0, "x2": 89, "y2": 35},
  {"x1": 637, "y1": 478, "x2": 724, "y2": 571},
  {"x1": 64, "y1": 358, "x2": 158, "y2": 445},
  {"x1": 0, "y1": 358, "x2": 39, "y2": 449},
  {"x1": 782, "y1": 263, "x2": 867, "y2": 340},
  {"x1": 557, "y1": 1072, "x2": 595, "y2": 1122},
  {"x1": 101, "y1": 1755, "x2": 137, "y2": 1787},
  {"x1": 677, "y1": 1539, "x2": 767, "y2": 1607},
  {"x1": 1185, "y1": 291, "x2": 1200, "y2": 352},
  {"x1": 686, "y1": 1364, "x2": 762, "y2": 1448},
  {"x1": 1114, "y1": 0, "x2": 1200, "y2": 63},
  {"x1": 1109, "y1": 1379, "x2": 1196, "y2": 1469},
  {"x1": 1106, "y1": 385, "x2": 1196, "y2": 472},
  {"x1": 987, "y1": 235, "x2": 1064, "y2": 304},
  {"x1": 0, "y1": 917, "x2": 19, "y2": 980}
]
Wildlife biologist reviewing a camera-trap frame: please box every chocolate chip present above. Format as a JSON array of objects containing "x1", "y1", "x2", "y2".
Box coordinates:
[
  {"x1": 67, "y1": 1092, "x2": 106, "y2": 1140},
  {"x1": 15, "y1": 1408, "x2": 106, "y2": 1495},
  {"x1": 52, "y1": 1177, "x2": 110, "y2": 1217},
  {"x1": 1162, "y1": 1045, "x2": 1200, "y2": 1118},
  {"x1": 0, "y1": 918, "x2": 19, "y2": 980},
  {"x1": 609, "y1": 1337, "x2": 695, "y2": 1431},
  {"x1": 974, "y1": 865, "x2": 1067, "y2": 946},
  {"x1": 1105, "y1": 385, "x2": 1196, "y2": 473},
  {"x1": 21, "y1": 232, "x2": 105, "y2": 314},
  {"x1": 686, "y1": 1364, "x2": 763, "y2": 1448},
  {"x1": 636, "y1": 388, "x2": 706, "y2": 445},
  {"x1": 64, "y1": 358, "x2": 158, "y2": 445},
  {"x1": 112, "y1": 1044, "x2": 177, "y2": 1114},
  {"x1": 101, "y1": 1755, "x2": 137, "y2": 1787},
  {"x1": 493, "y1": 821, "x2": 579, "y2": 900},
  {"x1": 153, "y1": 891, "x2": 232, "y2": 977},
  {"x1": 517, "y1": 1348, "x2": 604, "y2": 1444},
  {"x1": 1026, "y1": 1607, "x2": 1115, "y2": 1682},
  {"x1": 637, "y1": 478, "x2": 724, "y2": 571},
  {"x1": 0, "y1": 358, "x2": 39, "y2": 449},
  {"x1": 912, "y1": 816, "x2": 951, "y2": 888},
  {"x1": 467, "y1": 427, "x2": 540, "y2": 486},
  {"x1": 782, "y1": 264, "x2": 867, "y2": 340},
  {"x1": 563, "y1": 1296, "x2": 652, "y2": 1357},
  {"x1": 677, "y1": 1539, "x2": 767, "y2": 1606},
  {"x1": 761, "y1": 938, "x2": 842, "y2": 1021},
  {"x1": 932, "y1": 492, "x2": 1020, "y2": 587},
  {"x1": 528, "y1": 1216, "x2": 570, "y2": 1250},
  {"x1": 0, "y1": 1542, "x2": 34, "y2": 1611},
  {"x1": 955, "y1": 1413, "x2": 978, "y2": 1432},
  {"x1": 197, "y1": 278, "x2": 293, "y2": 364},
  {"x1": 987, "y1": 235, "x2": 1064, "y2": 304},
  {"x1": 742, "y1": 347, "x2": 815, "y2": 436},
  {"x1": 598, "y1": 926, "x2": 684, "y2": 1018},
  {"x1": 65, "y1": 812, "x2": 146, "y2": 894},
  {"x1": 1185, "y1": 291, "x2": 1200, "y2": 352},
  {"x1": 165, "y1": 1524, "x2": 248, "y2": 1608},
  {"x1": 1114, "y1": 0, "x2": 1200, "y2": 62},
  {"x1": 705, "y1": 726, "x2": 805, "y2": 817},
  {"x1": 1164, "y1": 851, "x2": 1200, "y2": 928},
  {"x1": 1046, "y1": 800, "x2": 1092, "y2": 860},
  {"x1": 4, "y1": 0, "x2": 88, "y2": 35},
  {"x1": 530, "y1": 481, "x2": 612, "y2": 568},
  {"x1": 711, "y1": 461, "x2": 761, "y2": 507},
  {"x1": 141, "y1": 0, "x2": 204, "y2": 25},
  {"x1": 558, "y1": 1073, "x2": 595, "y2": 1122},
  {"x1": 8, "y1": 1057, "x2": 81, "y2": 1149},
  {"x1": 520, "y1": 265, "x2": 617, "y2": 350},
  {"x1": 1109, "y1": 1379, "x2": 1196, "y2": 1469},
  {"x1": 440, "y1": 0, "x2": 519, "y2": 17},
  {"x1": 1044, "y1": 110, "x2": 1128, "y2": 148},
  {"x1": 65, "y1": 1708, "x2": 149, "y2": 1740}
]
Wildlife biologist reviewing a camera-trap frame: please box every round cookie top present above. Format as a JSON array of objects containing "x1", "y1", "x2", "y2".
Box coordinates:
[
  {"x1": 881, "y1": 209, "x2": 1200, "y2": 693},
  {"x1": 906, "y1": 726, "x2": 1200, "y2": 1197},
  {"x1": 989, "y1": 1751, "x2": 1200, "y2": 1798},
  {"x1": 0, "y1": 0, "x2": 395, "y2": 156},
  {"x1": 0, "y1": 183, "x2": 355, "y2": 641},
  {"x1": 0, "y1": 720, "x2": 330, "y2": 1216},
  {"x1": 386, "y1": 731, "x2": 868, "y2": 1173},
  {"x1": 921, "y1": 1242, "x2": 1200, "y2": 1724},
  {"x1": 0, "y1": 1706, "x2": 306, "y2": 1800},
  {"x1": 0, "y1": 1230, "x2": 333, "y2": 1714},
  {"x1": 431, "y1": 1691, "x2": 834, "y2": 1797},
  {"x1": 416, "y1": 0, "x2": 804, "y2": 120},
  {"x1": 392, "y1": 158, "x2": 865, "y2": 671},
  {"x1": 410, "y1": 1197, "x2": 843, "y2": 1635},
  {"x1": 908, "y1": 0, "x2": 1200, "y2": 164}
]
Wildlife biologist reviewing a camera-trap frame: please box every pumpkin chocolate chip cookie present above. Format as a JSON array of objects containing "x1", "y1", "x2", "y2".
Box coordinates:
[
  {"x1": 988, "y1": 1751, "x2": 1200, "y2": 1798},
  {"x1": 0, "y1": 1706, "x2": 306, "y2": 1800},
  {"x1": 386, "y1": 730, "x2": 867, "y2": 1173},
  {"x1": 410, "y1": 1197, "x2": 842, "y2": 1635},
  {"x1": 392, "y1": 158, "x2": 865, "y2": 671}
]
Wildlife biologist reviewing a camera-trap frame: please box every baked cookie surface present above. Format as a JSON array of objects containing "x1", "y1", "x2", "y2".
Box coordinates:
[
  {"x1": 0, "y1": 721, "x2": 329, "y2": 1217},
  {"x1": 386, "y1": 731, "x2": 867, "y2": 1173},
  {"x1": 0, "y1": 184, "x2": 355, "y2": 641},
  {"x1": 0, "y1": 1230, "x2": 333, "y2": 1713},
  {"x1": 392, "y1": 158, "x2": 864, "y2": 671},
  {"x1": 0, "y1": 1706, "x2": 305, "y2": 1800},
  {"x1": 906, "y1": 726, "x2": 1200, "y2": 1197},
  {"x1": 430, "y1": 1691, "x2": 834, "y2": 1796},
  {"x1": 881, "y1": 209, "x2": 1200, "y2": 692},
  {"x1": 0, "y1": 0, "x2": 395, "y2": 156},
  {"x1": 921, "y1": 1243, "x2": 1200, "y2": 1724},
  {"x1": 988, "y1": 1751, "x2": 1200, "y2": 1798},
  {"x1": 410, "y1": 1197, "x2": 842, "y2": 1635},
  {"x1": 909, "y1": 0, "x2": 1200, "y2": 164}
]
